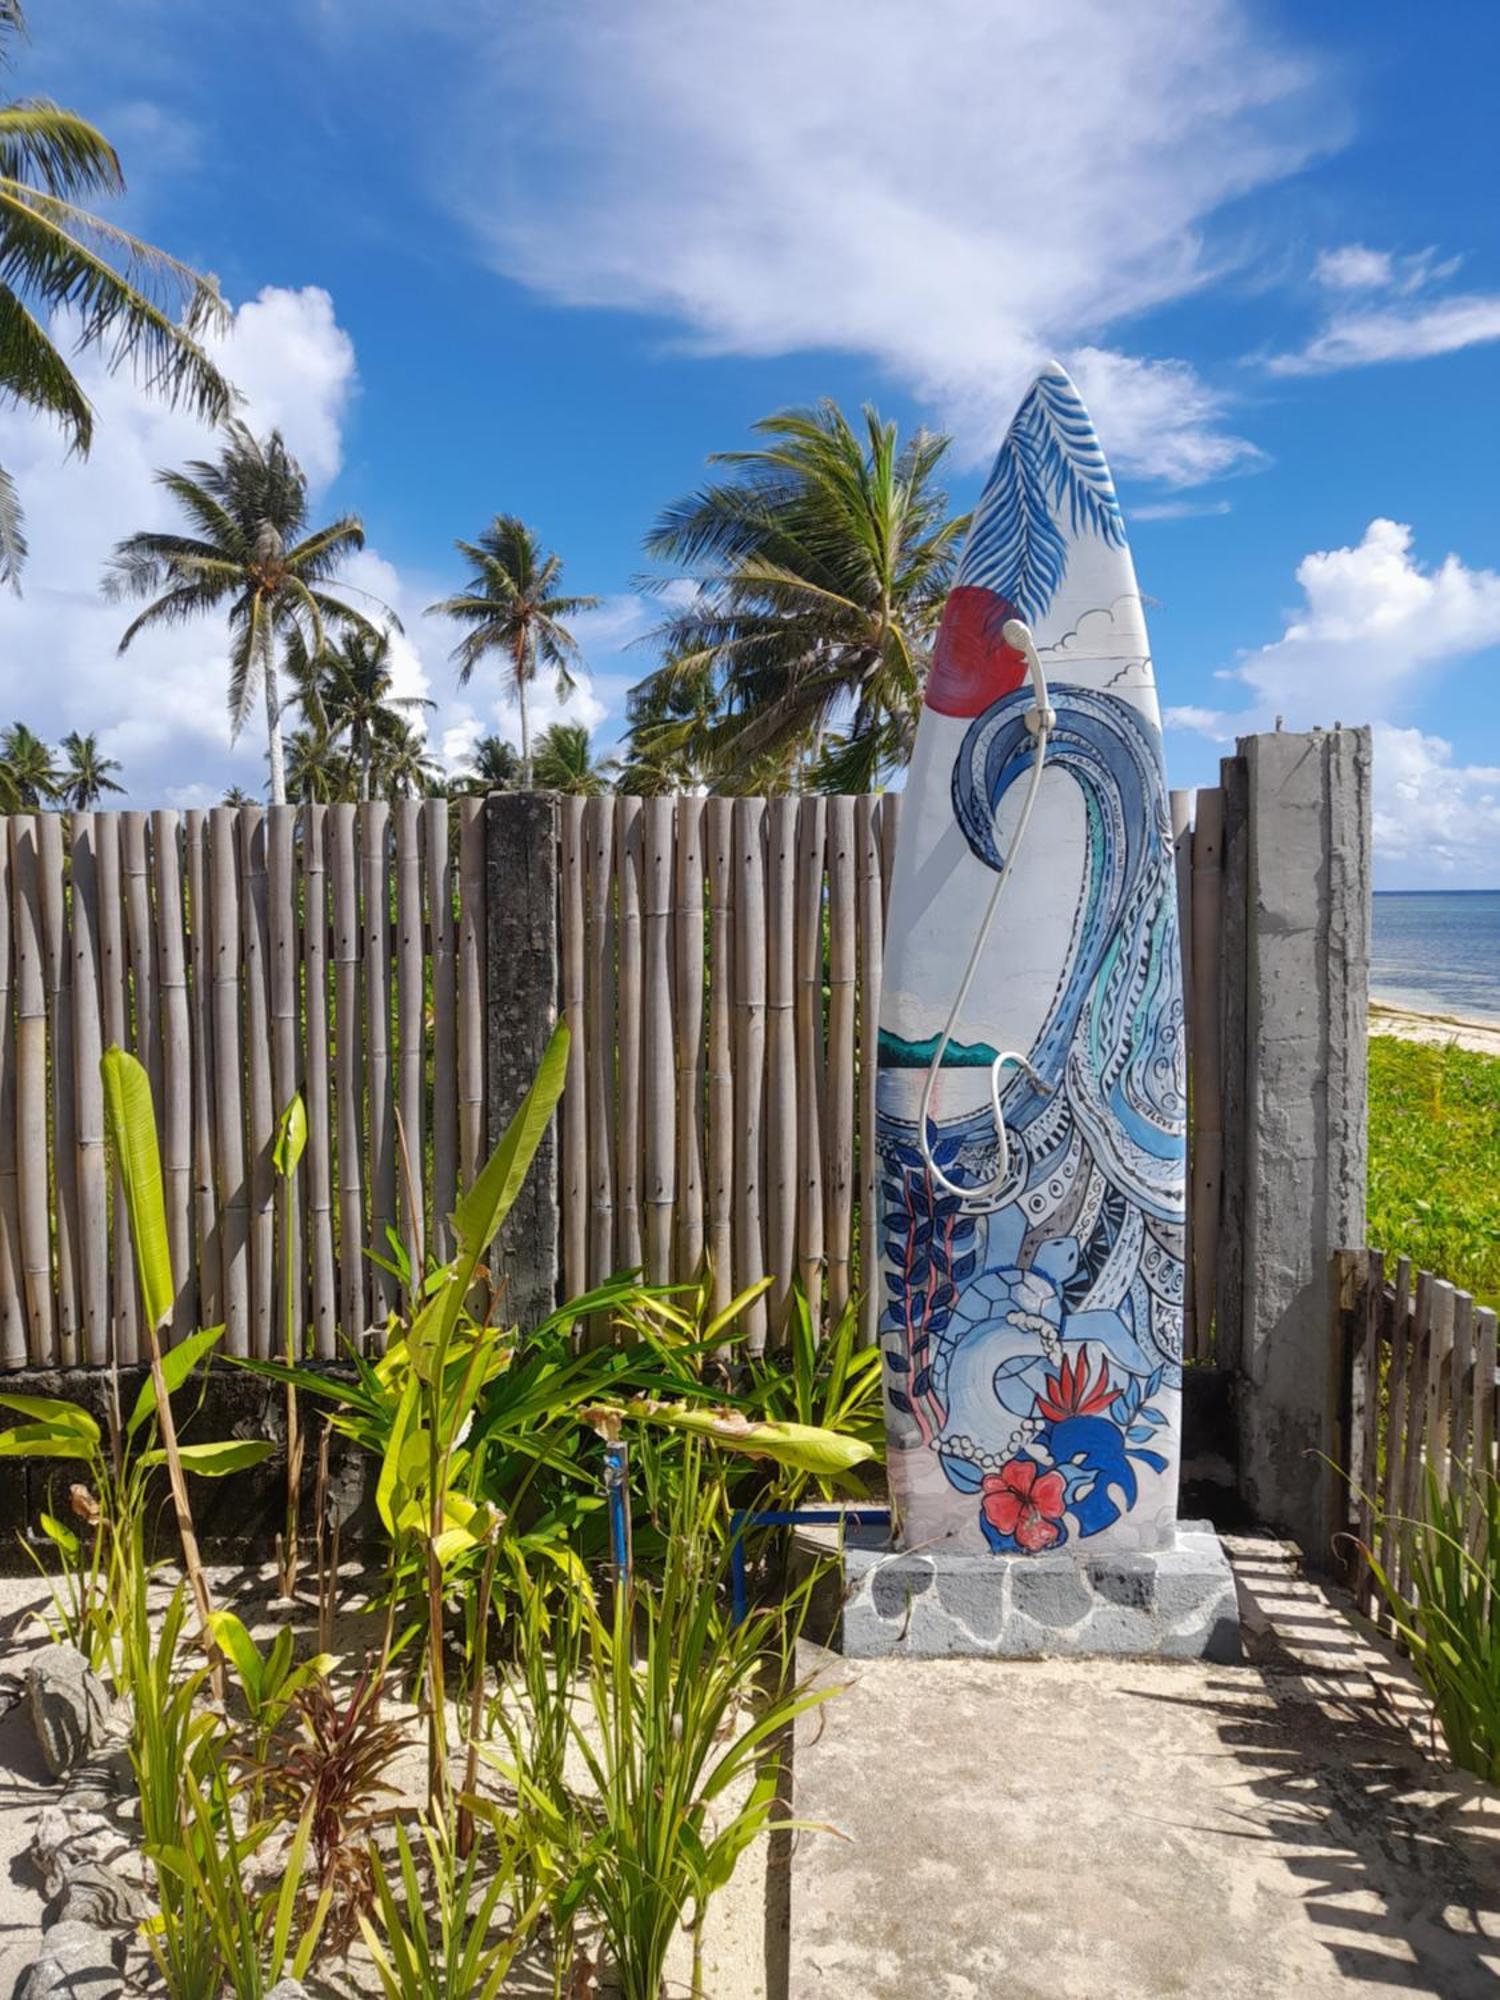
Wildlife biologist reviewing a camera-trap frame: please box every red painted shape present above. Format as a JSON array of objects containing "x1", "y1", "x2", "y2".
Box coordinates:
[{"x1": 924, "y1": 586, "x2": 1028, "y2": 717}]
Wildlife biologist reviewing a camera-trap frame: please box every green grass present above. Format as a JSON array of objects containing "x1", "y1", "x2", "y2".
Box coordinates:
[{"x1": 1368, "y1": 1034, "x2": 1500, "y2": 1306}]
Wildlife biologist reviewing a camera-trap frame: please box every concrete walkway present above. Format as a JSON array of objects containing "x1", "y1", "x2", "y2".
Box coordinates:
[{"x1": 789, "y1": 1537, "x2": 1500, "y2": 1998}]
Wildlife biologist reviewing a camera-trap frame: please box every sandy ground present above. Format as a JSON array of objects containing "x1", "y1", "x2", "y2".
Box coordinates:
[
  {"x1": 1371, "y1": 1001, "x2": 1500, "y2": 1058},
  {"x1": 789, "y1": 1536, "x2": 1500, "y2": 1999}
]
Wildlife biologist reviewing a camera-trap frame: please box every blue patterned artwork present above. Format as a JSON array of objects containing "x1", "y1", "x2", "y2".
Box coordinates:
[{"x1": 877, "y1": 365, "x2": 1186, "y2": 1556}]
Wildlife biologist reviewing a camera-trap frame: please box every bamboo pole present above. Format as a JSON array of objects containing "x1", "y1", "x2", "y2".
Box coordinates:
[
  {"x1": 1189, "y1": 788, "x2": 1224, "y2": 1361},
  {"x1": 1426, "y1": 1278, "x2": 1457, "y2": 1492},
  {"x1": 267, "y1": 806, "x2": 303, "y2": 1345},
  {"x1": 68, "y1": 815, "x2": 107, "y2": 1368},
  {"x1": 705, "y1": 798, "x2": 734, "y2": 1320},
  {"x1": 1471, "y1": 1306, "x2": 1498, "y2": 1557},
  {"x1": 240, "y1": 810, "x2": 275, "y2": 1360},
  {"x1": 1451, "y1": 1287, "x2": 1476, "y2": 1483},
  {"x1": 97, "y1": 814, "x2": 137, "y2": 1362},
  {"x1": 330, "y1": 805, "x2": 364, "y2": 1344},
  {"x1": 121, "y1": 812, "x2": 161, "y2": 1111},
  {"x1": 584, "y1": 797, "x2": 616, "y2": 1295},
  {"x1": 152, "y1": 812, "x2": 195, "y2": 1342},
  {"x1": 642, "y1": 796, "x2": 676, "y2": 1286},
  {"x1": 825, "y1": 796, "x2": 856, "y2": 1328},
  {"x1": 209, "y1": 808, "x2": 249, "y2": 1355},
  {"x1": 615, "y1": 795, "x2": 644, "y2": 1278},
  {"x1": 10, "y1": 820, "x2": 49, "y2": 1364},
  {"x1": 673, "y1": 796, "x2": 705, "y2": 1289},
  {"x1": 362, "y1": 802, "x2": 395, "y2": 1322},
  {"x1": 733, "y1": 798, "x2": 768, "y2": 1353},
  {"x1": 426, "y1": 799, "x2": 457, "y2": 1264},
  {"x1": 795, "y1": 796, "x2": 827, "y2": 1325},
  {"x1": 394, "y1": 799, "x2": 426, "y2": 1290},
  {"x1": 1350, "y1": 1248, "x2": 1383, "y2": 1612},
  {"x1": 301, "y1": 807, "x2": 336, "y2": 1356},
  {"x1": 457, "y1": 798, "x2": 486, "y2": 1190},
  {"x1": 855, "y1": 795, "x2": 885, "y2": 1349},
  {"x1": 38, "y1": 813, "x2": 79, "y2": 1365},
  {"x1": 763, "y1": 797, "x2": 798, "y2": 1341},
  {"x1": 878, "y1": 793, "x2": 900, "y2": 920},
  {"x1": 184, "y1": 813, "x2": 220, "y2": 1334},
  {"x1": 558, "y1": 796, "x2": 589, "y2": 1301},
  {"x1": 0, "y1": 833, "x2": 21, "y2": 1367}
]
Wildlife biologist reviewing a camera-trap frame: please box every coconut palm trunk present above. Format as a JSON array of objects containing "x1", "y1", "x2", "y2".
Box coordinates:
[
  {"x1": 264, "y1": 641, "x2": 287, "y2": 807},
  {"x1": 516, "y1": 634, "x2": 533, "y2": 788}
]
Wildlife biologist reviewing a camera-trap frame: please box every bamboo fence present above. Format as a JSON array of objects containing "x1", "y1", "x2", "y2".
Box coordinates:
[
  {"x1": 0, "y1": 804, "x2": 486, "y2": 1366},
  {"x1": 0, "y1": 786, "x2": 1225, "y2": 1370},
  {"x1": 1337, "y1": 1247, "x2": 1499, "y2": 1627}
]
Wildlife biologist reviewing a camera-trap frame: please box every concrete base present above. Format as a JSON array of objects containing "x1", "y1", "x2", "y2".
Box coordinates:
[{"x1": 801, "y1": 1518, "x2": 1241, "y2": 1661}]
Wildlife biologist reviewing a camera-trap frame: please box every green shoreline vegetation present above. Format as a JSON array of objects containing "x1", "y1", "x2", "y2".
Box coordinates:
[{"x1": 1368, "y1": 1033, "x2": 1500, "y2": 1307}]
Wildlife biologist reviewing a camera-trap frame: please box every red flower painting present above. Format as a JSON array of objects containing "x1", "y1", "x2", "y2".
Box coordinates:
[{"x1": 980, "y1": 1457, "x2": 1067, "y2": 1552}]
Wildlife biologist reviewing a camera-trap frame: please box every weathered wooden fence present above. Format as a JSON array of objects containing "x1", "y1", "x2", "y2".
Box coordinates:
[
  {"x1": 0, "y1": 801, "x2": 488, "y2": 1367},
  {"x1": 1336, "y1": 1247, "x2": 1499, "y2": 1625},
  {"x1": 0, "y1": 784, "x2": 1229, "y2": 1371}
]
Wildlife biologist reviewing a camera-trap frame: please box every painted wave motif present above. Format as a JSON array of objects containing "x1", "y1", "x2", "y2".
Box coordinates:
[{"x1": 876, "y1": 366, "x2": 1186, "y2": 1557}]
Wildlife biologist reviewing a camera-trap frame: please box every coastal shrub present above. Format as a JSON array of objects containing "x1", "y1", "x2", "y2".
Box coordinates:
[{"x1": 1368, "y1": 1035, "x2": 1500, "y2": 1305}]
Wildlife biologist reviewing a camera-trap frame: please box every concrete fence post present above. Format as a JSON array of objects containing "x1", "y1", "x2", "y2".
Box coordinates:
[
  {"x1": 1220, "y1": 726, "x2": 1372, "y2": 1564},
  {"x1": 485, "y1": 791, "x2": 561, "y2": 1329}
]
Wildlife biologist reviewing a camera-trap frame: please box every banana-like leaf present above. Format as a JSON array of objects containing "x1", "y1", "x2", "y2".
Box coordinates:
[
  {"x1": 140, "y1": 1439, "x2": 276, "y2": 1476},
  {"x1": 127, "y1": 1324, "x2": 225, "y2": 1439},
  {"x1": 452, "y1": 1020, "x2": 569, "y2": 1269},
  {"x1": 273, "y1": 1093, "x2": 307, "y2": 1179},
  {"x1": 206, "y1": 1610, "x2": 264, "y2": 1700},
  {"x1": 0, "y1": 1391, "x2": 100, "y2": 1444},
  {"x1": 0, "y1": 1424, "x2": 96, "y2": 1461},
  {"x1": 101, "y1": 1046, "x2": 174, "y2": 1332},
  {"x1": 606, "y1": 1399, "x2": 876, "y2": 1476}
]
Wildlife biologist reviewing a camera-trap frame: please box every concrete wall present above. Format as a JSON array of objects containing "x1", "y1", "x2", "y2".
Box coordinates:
[{"x1": 1221, "y1": 726, "x2": 1371, "y2": 1564}]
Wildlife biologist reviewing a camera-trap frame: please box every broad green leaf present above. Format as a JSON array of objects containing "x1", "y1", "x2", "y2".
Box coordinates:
[
  {"x1": 38, "y1": 1511, "x2": 80, "y2": 1558},
  {"x1": 0, "y1": 1425, "x2": 95, "y2": 1461},
  {"x1": 205, "y1": 1610, "x2": 264, "y2": 1700},
  {"x1": 0, "y1": 1392, "x2": 100, "y2": 1444},
  {"x1": 127, "y1": 1324, "x2": 225, "y2": 1439},
  {"x1": 141, "y1": 1439, "x2": 276, "y2": 1476},
  {"x1": 612, "y1": 1400, "x2": 876, "y2": 1476},
  {"x1": 451, "y1": 1020, "x2": 570, "y2": 1268},
  {"x1": 273, "y1": 1093, "x2": 307, "y2": 1178},
  {"x1": 376, "y1": 1374, "x2": 419, "y2": 1537},
  {"x1": 101, "y1": 1047, "x2": 174, "y2": 1332}
]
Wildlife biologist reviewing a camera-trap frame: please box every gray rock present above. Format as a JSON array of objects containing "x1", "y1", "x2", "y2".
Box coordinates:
[
  {"x1": 42, "y1": 1862, "x2": 148, "y2": 1934},
  {"x1": 265, "y1": 1984, "x2": 311, "y2": 2000},
  {"x1": 25, "y1": 1647, "x2": 111, "y2": 1780},
  {"x1": 12, "y1": 1921, "x2": 123, "y2": 1999}
]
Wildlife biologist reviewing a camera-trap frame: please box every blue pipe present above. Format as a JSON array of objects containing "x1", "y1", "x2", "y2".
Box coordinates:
[{"x1": 729, "y1": 1506, "x2": 891, "y2": 1625}]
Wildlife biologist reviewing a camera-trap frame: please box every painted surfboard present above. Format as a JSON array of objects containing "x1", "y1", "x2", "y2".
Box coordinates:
[{"x1": 877, "y1": 364, "x2": 1186, "y2": 1558}]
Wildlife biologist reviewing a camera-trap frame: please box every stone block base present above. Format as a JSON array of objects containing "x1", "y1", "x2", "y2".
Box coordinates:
[{"x1": 797, "y1": 1519, "x2": 1241, "y2": 1662}]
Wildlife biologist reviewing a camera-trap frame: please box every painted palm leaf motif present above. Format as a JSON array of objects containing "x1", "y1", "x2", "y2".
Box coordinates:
[
  {"x1": 875, "y1": 365, "x2": 1185, "y2": 1560},
  {"x1": 960, "y1": 367, "x2": 1126, "y2": 624}
]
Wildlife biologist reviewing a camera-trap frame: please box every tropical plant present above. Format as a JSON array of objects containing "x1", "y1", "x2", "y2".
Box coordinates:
[
  {"x1": 500, "y1": 1454, "x2": 838, "y2": 2000},
  {"x1": 206, "y1": 1609, "x2": 335, "y2": 1786},
  {"x1": 452, "y1": 731, "x2": 521, "y2": 795},
  {"x1": 273, "y1": 1095, "x2": 305, "y2": 1596},
  {"x1": 532, "y1": 719, "x2": 616, "y2": 795},
  {"x1": 1364, "y1": 1461, "x2": 1500, "y2": 1782},
  {"x1": 361, "y1": 1811, "x2": 541, "y2": 2000},
  {"x1": 291, "y1": 627, "x2": 432, "y2": 802},
  {"x1": 58, "y1": 728, "x2": 123, "y2": 807},
  {"x1": 105, "y1": 422, "x2": 382, "y2": 804},
  {"x1": 617, "y1": 655, "x2": 720, "y2": 795},
  {"x1": 740, "y1": 1287, "x2": 885, "y2": 1511},
  {"x1": 0, "y1": 718, "x2": 57, "y2": 804},
  {"x1": 428, "y1": 516, "x2": 598, "y2": 788},
  {"x1": 0, "y1": 1, "x2": 232, "y2": 585},
  {"x1": 640, "y1": 400, "x2": 966, "y2": 790},
  {"x1": 369, "y1": 713, "x2": 441, "y2": 798}
]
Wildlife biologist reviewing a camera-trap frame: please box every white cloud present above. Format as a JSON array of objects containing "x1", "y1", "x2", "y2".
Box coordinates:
[
  {"x1": 1268, "y1": 292, "x2": 1500, "y2": 376},
  {"x1": 1313, "y1": 244, "x2": 1395, "y2": 291},
  {"x1": 430, "y1": 0, "x2": 1328, "y2": 482},
  {"x1": 1165, "y1": 519, "x2": 1500, "y2": 885},
  {"x1": 1132, "y1": 499, "x2": 1233, "y2": 523}
]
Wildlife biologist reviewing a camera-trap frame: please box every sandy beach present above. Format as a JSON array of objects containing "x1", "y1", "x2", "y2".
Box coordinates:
[{"x1": 1370, "y1": 1000, "x2": 1500, "y2": 1057}]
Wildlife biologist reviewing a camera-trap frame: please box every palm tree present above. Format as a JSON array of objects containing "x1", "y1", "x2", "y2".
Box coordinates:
[
  {"x1": 371, "y1": 716, "x2": 441, "y2": 800},
  {"x1": 295, "y1": 629, "x2": 431, "y2": 802},
  {"x1": 58, "y1": 729, "x2": 123, "y2": 808},
  {"x1": 640, "y1": 402, "x2": 967, "y2": 791},
  {"x1": 427, "y1": 517, "x2": 598, "y2": 789},
  {"x1": 283, "y1": 723, "x2": 347, "y2": 804},
  {"x1": 104, "y1": 422, "x2": 380, "y2": 806},
  {"x1": 532, "y1": 721, "x2": 616, "y2": 796},
  {"x1": 450, "y1": 733, "x2": 521, "y2": 796},
  {"x1": 0, "y1": 720, "x2": 57, "y2": 805},
  {"x1": 617, "y1": 655, "x2": 721, "y2": 795},
  {"x1": 220, "y1": 784, "x2": 257, "y2": 807},
  {"x1": 0, "y1": 3, "x2": 233, "y2": 584}
]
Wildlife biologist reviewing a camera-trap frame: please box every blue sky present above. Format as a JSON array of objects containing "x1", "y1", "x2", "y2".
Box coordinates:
[{"x1": 1, "y1": 0, "x2": 1498, "y2": 885}]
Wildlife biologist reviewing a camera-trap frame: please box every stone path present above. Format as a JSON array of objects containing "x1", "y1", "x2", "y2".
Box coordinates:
[{"x1": 788, "y1": 1536, "x2": 1500, "y2": 1998}]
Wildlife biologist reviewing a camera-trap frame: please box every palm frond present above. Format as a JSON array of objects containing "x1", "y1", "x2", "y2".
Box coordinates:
[{"x1": 0, "y1": 457, "x2": 25, "y2": 588}]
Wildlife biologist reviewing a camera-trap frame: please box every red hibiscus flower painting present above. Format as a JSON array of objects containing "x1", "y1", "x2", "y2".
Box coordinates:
[{"x1": 980, "y1": 1457, "x2": 1067, "y2": 1552}]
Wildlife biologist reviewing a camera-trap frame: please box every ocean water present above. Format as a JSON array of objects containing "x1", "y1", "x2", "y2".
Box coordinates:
[{"x1": 1371, "y1": 891, "x2": 1500, "y2": 1022}]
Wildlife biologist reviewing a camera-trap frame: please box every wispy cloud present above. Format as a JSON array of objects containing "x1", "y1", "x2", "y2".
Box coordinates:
[
  {"x1": 422, "y1": 0, "x2": 1331, "y2": 483},
  {"x1": 1269, "y1": 240, "x2": 1497, "y2": 375},
  {"x1": 1132, "y1": 499, "x2": 1233, "y2": 523}
]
